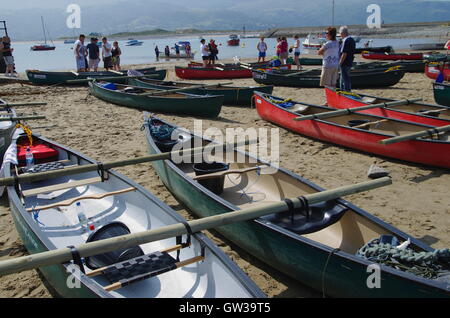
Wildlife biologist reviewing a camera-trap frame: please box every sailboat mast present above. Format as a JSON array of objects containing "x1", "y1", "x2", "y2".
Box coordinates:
[
  {"x1": 332, "y1": 0, "x2": 335, "y2": 26},
  {"x1": 41, "y1": 16, "x2": 47, "y2": 44}
]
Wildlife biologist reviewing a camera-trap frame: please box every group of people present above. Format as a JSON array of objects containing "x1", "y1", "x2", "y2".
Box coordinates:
[
  {"x1": 256, "y1": 26, "x2": 356, "y2": 91},
  {"x1": 154, "y1": 43, "x2": 192, "y2": 60},
  {"x1": 0, "y1": 36, "x2": 16, "y2": 77},
  {"x1": 73, "y1": 34, "x2": 122, "y2": 72},
  {"x1": 318, "y1": 26, "x2": 355, "y2": 92},
  {"x1": 200, "y1": 39, "x2": 219, "y2": 67}
]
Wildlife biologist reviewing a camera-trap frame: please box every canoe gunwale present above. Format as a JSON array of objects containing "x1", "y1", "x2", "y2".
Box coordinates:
[
  {"x1": 6, "y1": 132, "x2": 264, "y2": 298},
  {"x1": 143, "y1": 113, "x2": 450, "y2": 295}
]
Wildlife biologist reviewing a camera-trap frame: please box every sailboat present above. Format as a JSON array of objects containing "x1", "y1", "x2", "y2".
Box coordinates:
[{"x1": 31, "y1": 16, "x2": 56, "y2": 51}]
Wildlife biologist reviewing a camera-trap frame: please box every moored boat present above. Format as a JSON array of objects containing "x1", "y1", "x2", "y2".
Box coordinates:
[
  {"x1": 127, "y1": 77, "x2": 274, "y2": 106},
  {"x1": 26, "y1": 68, "x2": 165, "y2": 85},
  {"x1": 325, "y1": 87, "x2": 450, "y2": 126},
  {"x1": 254, "y1": 92, "x2": 450, "y2": 168},
  {"x1": 410, "y1": 43, "x2": 445, "y2": 51},
  {"x1": 143, "y1": 114, "x2": 450, "y2": 297},
  {"x1": 4, "y1": 132, "x2": 264, "y2": 298},
  {"x1": 362, "y1": 52, "x2": 423, "y2": 61},
  {"x1": 88, "y1": 80, "x2": 223, "y2": 118},
  {"x1": 175, "y1": 66, "x2": 252, "y2": 80},
  {"x1": 354, "y1": 46, "x2": 393, "y2": 54},
  {"x1": 227, "y1": 35, "x2": 240, "y2": 46},
  {"x1": 252, "y1": 68, "x2": 405, "y2": 88},
  {"x1": 433, "y1": 81, "x2": 450, "y2": 107}
]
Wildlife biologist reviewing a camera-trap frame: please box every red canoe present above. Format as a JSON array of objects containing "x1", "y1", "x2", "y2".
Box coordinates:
[
  {"x1": 175, "y1": 66, "x2": 252, "y2": 79},
  {"x1": 362, "y1": 52, "x2": 423, "y2": 61},
  {"x1": 425, "y1": 63, "x2": 450, "y2": 81},
  {"x1": 325, "y1": 87, "x2": 450, "y2": 126},
  {"x1": 254, "y1": 91, "x2": 450, "y2": 168}
]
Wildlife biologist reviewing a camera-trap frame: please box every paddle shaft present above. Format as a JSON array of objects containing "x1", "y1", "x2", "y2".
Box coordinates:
[
  {"x1": 140, "y1": 82, "x2": 233, "y2": 96},
  {"x1": 294, "y1": 98, "x2": 422, "y2": 122},
  {"x1": 0, "y1": 139, "x2": 257, "y2": 186},
  {"x1": 0, "y1": 177, "x2": 392, "y2": 276},
  {"x1": 0, "y1": 102, "x2": 47, "y2": 107},
  {"x1": 379, "y1": 124, "x2": 450, "y2": 145},
  {"x1": 0, "y1": 115, "x2": 45, "y2": 121}
]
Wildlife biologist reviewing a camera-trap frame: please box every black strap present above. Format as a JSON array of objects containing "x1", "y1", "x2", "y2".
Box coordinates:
[
  {"x1": 97, "y1": 162, "x2": 106, "y2": 182},
  {"x1": 283, "y1": 198, "x2": 295, "y2": 224},
  {"x1": 67, "y1": 245, "x2": 85, "y2": 274},
  {"x1": 297, "y1": 196, "x2": 310, "y2": 221},
  {"x1": 176, "y1": 219, "x2": 193, "y2": 261}
]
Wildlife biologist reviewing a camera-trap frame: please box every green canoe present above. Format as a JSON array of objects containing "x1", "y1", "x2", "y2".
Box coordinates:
[
  {"x1": 143, "y1": 114, "x2": 450, "y2": 298},
  {"x1": 89, "y1": 80, "x2": 223, "y2": 118},
  {"x1": 434, "y1": 82, "x2": 450, "y2": 107},
  {"x1": 127, "y1": 77, "x2": 274, "y2": 106},
  {"x1": 26, "y1": 68, "x2": 166, "y2": 85}
]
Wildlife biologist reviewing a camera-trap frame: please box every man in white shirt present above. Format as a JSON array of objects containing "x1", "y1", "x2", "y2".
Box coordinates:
[
  {"x1": 200, "y1": 39, "x2": 209, "y2": 67},
  {"x1": 257, "y1": 37, "x2": 267, "y2": 63},
  {"x1": 74, "y1": 34, "x2": 87, "y2": 72},
  {"x1": 102, "y1": 37, "x2": 113, "y2": 71}
]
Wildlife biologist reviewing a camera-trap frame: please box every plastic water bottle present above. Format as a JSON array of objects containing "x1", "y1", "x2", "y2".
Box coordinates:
[
  {"x1": 25, "y1": 147, "x2": 34, "y2": 171},
  {"x1": 76, "y1": 202, "x2": 89, "y2": 232}
]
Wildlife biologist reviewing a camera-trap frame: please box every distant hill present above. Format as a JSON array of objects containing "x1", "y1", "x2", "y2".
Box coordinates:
[{"x1": 2, "y1": 0, "x2": 450, "y2": 40}]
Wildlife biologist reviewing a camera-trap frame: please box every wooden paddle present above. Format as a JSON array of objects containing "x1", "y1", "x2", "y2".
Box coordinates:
[
  {"x1": 192, "y1": 165, "x2": 269, "y2": 181},
  {"x1": 379, "y1": 124, "x2": 450, "y2": 145},
  {"x1": 0, "y1": 177, "x2": 392, "y2": 276},
  {"x1": 293, "y1": 98, "x2": 422, "y2": 121},
  {"x1": 0, "y1": 139, "x2": 258, "y2": 187},
  {"x1": 139, "y1": 82, "x2": 233, "y2": 96}
]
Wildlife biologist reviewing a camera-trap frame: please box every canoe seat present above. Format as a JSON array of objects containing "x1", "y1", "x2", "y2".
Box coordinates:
[
  {"x1": 260, "y1": 200, "x2": 348, "y2": 235},
  {"x1": 361, "y1": 97, "x2": 377, "y2": 104}
]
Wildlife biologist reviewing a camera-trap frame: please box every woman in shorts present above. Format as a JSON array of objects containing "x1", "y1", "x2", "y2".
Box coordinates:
[{"x1": 111, "y1": 41, "x2": 122, "y2": 71}]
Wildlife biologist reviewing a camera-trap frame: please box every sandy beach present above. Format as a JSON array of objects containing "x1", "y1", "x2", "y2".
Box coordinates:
[{"x1": 0, "y1": 55, "x2": 449, "y2": 298}]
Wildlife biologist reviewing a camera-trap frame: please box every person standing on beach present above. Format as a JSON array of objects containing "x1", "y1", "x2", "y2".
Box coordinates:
[
  {"x1": 86, "y1": 37, "x2": 100, "y2": 72},
  {"x1": 74, "y1": 34, "x2": 87, "y2": 72},
  {"x1": 291, "y1": 35, "x2": 302, "y2": 70},
  {"x1": 174, "y1": 43, "x2": 180, "y2": 57},
  {"x1": 1, "y1": 36, "x2": 15, "y2": 77},
  {"x1": 257, "y1": 37, "x2": 268, "y2": 63},
  {"x1": 101, "y1": 37, "x2": 113, "y2": 71},
  {"x1": 279, "y1": 37, "x2": 289, "y2": 65},
  {"x1": 276, "y1": 37, "x2": 282, "y2": 58},
  {"x1": 200, "y1": 39, "x2": 209, "y2": 67},
  {"x1": 339, "y1": 26, "x2": 355, "y2": 92},
  {"x1": 111, "y1": 41, "x2": 122, "y2": 71},
  {"x1": 208, "y1": 39, "x2": 218, "y2": 66},
  {"x1": 185, "y1": 43, "x2": 191, "y2": 58},
  {"x1": 155, "y1": 45, "x2": 160, "y2": 60},
  {"x1": 164, "y1": 45, "x2": 170, "y2": 58},
  {"x1": 318, "y1": 27, "x2": 339, "y2": 88}
]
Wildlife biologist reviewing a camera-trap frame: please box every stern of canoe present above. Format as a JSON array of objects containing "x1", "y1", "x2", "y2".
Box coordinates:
[{"x1": 433, "y1": 82, "x2": 450, "y2": 107}]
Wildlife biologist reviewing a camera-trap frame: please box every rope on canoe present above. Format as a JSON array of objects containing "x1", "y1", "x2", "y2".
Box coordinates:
[
  {"x1": 335, "y1": 90, "x2": 362, "y2": 99},
  {"x1": 384, "y1": 65, "x2": 402, "y2": 72},
  {"x1": 15, "y1": 123, "x2": 33, "y2": 147},
  {"x1": 149, "y1": 120, "x2": 176, "y2": 141},
  {"x1": 357, "y1": 238, "x2": 450, "y2": 280}
]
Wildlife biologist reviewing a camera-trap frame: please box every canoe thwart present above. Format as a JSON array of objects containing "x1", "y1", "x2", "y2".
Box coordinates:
[
  {"x1": 379, "y1": 124, "x2": 450, "y2": 145},
  {"x1": 22, "y1": 176, "x2": 102, "y2": 197},
  {"x1": 26, "y1": 187, "x2": 137, "y2": 211}
]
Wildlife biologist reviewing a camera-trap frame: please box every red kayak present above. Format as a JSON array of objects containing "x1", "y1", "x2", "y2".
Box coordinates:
[
  {"x1": 175, "y1": 66, "x2": 252, "y2": 79},
  {"x1": 325, "y1": 87, "x2": 450, "y2": 127},
  {"x1": 425, "y1": 63, "x2": 450, "y2": 81},
  {"x1": 254, "y1": 91, "x2": 450, "y2": 168},
  {"x1": 362, "y1": 52, "x2": 423, "y2": 61}
]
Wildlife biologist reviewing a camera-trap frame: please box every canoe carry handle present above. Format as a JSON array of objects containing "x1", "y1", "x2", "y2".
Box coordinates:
[
  {"x1": 293, "y1": 98, "x2": 422, "y2": 122},
  {"x1": 0, "y1": 177, "x2": 392, "y2": 276},
  {"x1": 0, "y1": 139, "x2": 258, "y2": 187},
  {"x1": 379, "y1": 124, "x2": 450, "y2": 145}
]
